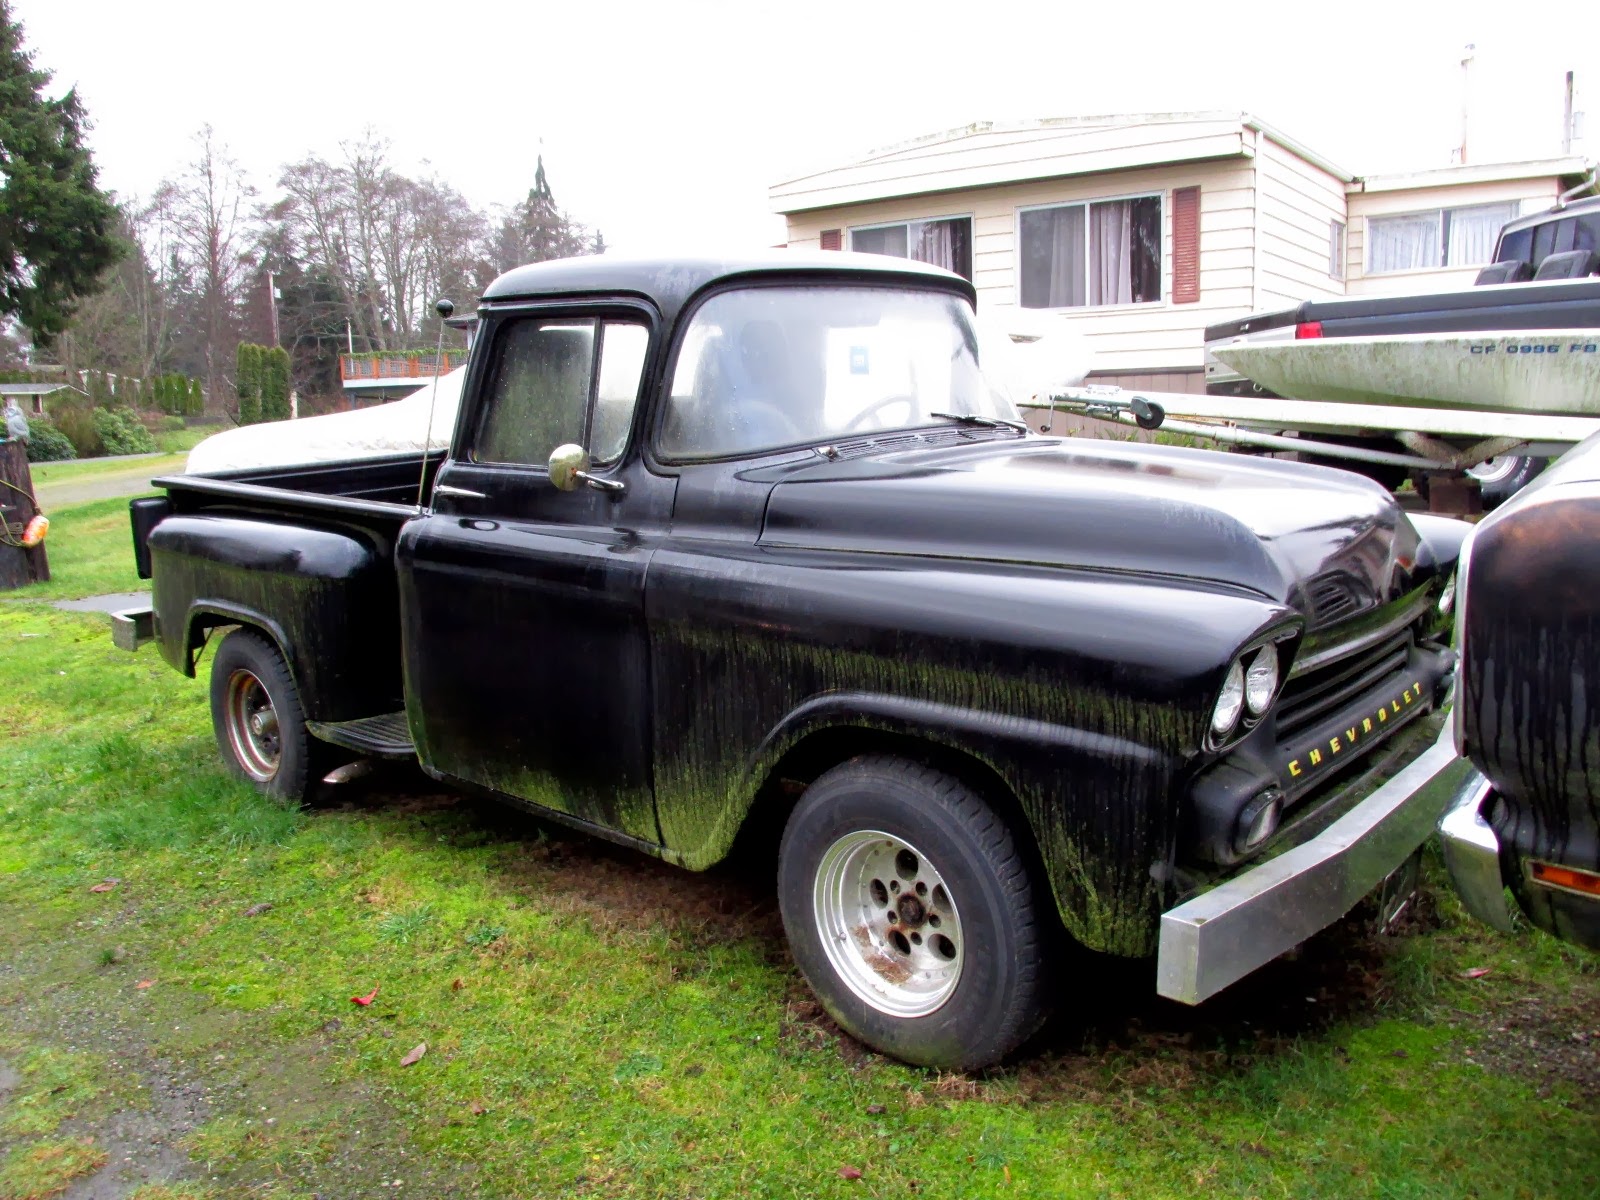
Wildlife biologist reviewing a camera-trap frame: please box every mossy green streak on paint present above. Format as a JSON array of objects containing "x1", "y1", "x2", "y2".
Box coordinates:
[{"x1": 650, "y1": 620, "x2": 1193, "y2": 956}]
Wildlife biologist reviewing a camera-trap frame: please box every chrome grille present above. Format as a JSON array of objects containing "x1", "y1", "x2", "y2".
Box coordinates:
[{"x1": 1275, "y1": 631, "x2": 1411, "y2": 738}]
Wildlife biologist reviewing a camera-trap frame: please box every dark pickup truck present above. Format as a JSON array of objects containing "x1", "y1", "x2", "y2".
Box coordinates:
[{"x1": 118, "y1": 252, "x2": 1472, "y2": 1069}]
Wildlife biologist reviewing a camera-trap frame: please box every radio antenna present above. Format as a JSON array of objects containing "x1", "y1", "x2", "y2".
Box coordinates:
[{"x1": 415, "y1": 298, "x2": 454, "y2": 512}]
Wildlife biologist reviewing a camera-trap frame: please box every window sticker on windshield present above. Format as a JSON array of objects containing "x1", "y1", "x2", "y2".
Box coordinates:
[{"x1": 849, "y1": 346, "x2": 870, "y2": 374}]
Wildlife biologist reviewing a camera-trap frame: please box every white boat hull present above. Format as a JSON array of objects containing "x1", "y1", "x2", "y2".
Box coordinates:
[{"x1": 1212, "y1": 330, "x2": 1600, "y2": 416}]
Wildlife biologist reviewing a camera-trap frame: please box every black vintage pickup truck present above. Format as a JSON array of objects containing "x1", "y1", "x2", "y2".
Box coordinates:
[{"x1": 118, "y1": 252, "x2": 1472, "y2": 1069}]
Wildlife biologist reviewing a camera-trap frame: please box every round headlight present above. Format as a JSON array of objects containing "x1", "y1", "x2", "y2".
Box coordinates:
[
  {"x1": 1211, "y1": 659, "x2": 1246, "y2": 737},
  {"x1": 1245, "y1": 645, "x2": 1279, "y2": 715}
]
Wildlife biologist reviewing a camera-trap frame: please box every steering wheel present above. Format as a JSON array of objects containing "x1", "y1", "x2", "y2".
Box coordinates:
[{"x1": 842, "y1": 394, "x2": 918, "y2": 434}]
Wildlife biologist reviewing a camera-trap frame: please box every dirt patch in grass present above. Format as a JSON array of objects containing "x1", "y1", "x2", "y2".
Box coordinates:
[{"x1": 1460, "y1": 990, "x2": 1600, "y2": 1099}]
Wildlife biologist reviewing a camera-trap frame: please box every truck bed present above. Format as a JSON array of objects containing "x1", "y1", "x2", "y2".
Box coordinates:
[{"x1": 153, "y1": 449, "x2": 445, "y2": 532}]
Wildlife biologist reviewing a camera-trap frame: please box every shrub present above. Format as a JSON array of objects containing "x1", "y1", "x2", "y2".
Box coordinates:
[
  {"x1": 24, "y1": 419, "x2": 76, "y2": 462},
  {"x1": 91, "y1": 406, "x2": 156, "y2": 455},
  {"x1": 236, "y1": 343, "x2": 262, "y2": 424},
  {"x1": 51, "y1": 401, "x2": 103, "y2": 457},
  {"x1": 157, "y1": 414, "x2": 186, "y2": 432},
  {"x1": 187, "y1": 378, "x2": 204, "y2": 417},
  {"x1": 261, "y1": 346, "x2": 291, "y2": 422}
]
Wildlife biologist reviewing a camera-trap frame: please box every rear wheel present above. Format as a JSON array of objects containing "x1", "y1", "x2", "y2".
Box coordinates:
[
  {"x1": 777, "y1": 756, "x2": 1048, "y2": 1070},
  {"x1": 210, "y1": 629, "x2": 337, "y2": 805}
]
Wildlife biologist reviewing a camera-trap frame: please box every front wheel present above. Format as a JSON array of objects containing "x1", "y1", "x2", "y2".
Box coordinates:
[
  {"x1": 777, "y1": 756, "x2": 1049, "y2": 1070},
  {"x1": 209, "y1": 629, "x2": 336, "y2": 805}
]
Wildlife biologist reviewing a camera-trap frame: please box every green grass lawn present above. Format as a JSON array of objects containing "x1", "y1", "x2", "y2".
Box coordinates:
[
  {"x1": 29, "y1": 424, "x2": 214, "y2": 484},
  {"x1": 0, "y1": 499, "x2": 1595, "y2": 1198}
]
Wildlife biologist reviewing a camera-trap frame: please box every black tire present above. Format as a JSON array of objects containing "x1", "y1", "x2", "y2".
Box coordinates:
[
  {"x1": 209, "y1": 628, "x2": 337, "y2": 805},
  {"x1": 1471, "y1": 454, "x2": 1547, "y2": 509},
  {"x1": 777, "y1": 756, "x2": 1048, "y2": 1070}
]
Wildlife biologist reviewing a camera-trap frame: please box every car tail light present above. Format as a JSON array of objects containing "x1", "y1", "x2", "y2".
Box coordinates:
[
  {"x1": 1528, "y1": 860, "x2": 1600, "y2": 897},
  {"x1": 1295, "y1": 321, "x2": 1323, "y2": 339}
]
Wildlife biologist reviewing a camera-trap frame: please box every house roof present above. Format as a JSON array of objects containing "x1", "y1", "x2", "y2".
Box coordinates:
[
  {"x1": 770, "y1": 112, "x2": 1355, "y2": 215},
  {"x1": 1350, "y1": 156, "x2": 1596, "y2": 194},
  {"x1": 0, "y1": 382, "x2": 80, "y2": 396}
]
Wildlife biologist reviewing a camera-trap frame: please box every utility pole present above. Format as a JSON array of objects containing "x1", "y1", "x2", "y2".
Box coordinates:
[
  {"x1": 1457, "y1": 44, "x2": 1475, "y2": 165},
  {"x1": 267, "y1": 270, "x2": 281, "y2": 346},
  {"x1": 1564, "y1": 70, "x2": 1576, "y2": 155}
]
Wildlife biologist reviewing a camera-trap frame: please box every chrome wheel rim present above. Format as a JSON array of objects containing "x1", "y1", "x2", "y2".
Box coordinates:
[
  {"x1": 812, "y1": 830, "x2": 963, "y2": 1018},
  {"x1": 1468, "y1": 456, "x2": 1519, "y2": 486},
  {"x1": 224, "y1": 668, "x2": 280, "y2": 782}
]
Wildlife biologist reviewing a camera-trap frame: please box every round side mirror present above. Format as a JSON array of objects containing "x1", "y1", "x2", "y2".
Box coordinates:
[{"x1": 548, "y1": 443, "x2": 591, "y2": 492}]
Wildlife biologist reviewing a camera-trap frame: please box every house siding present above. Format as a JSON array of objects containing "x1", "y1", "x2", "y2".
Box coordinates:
[
  {"x1": 1256, "y1": 136, "x2": 1348, "y2": 309},
  {"x1": 784, "y1": 159, "x2": 1259, "y2": 373},
  {"x1": 1346, "y1": 178, "x2": 1567, "y2": 295}
]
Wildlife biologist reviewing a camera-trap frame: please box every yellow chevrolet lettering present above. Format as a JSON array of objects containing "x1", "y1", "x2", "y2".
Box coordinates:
[
  {"x1": 1309, "y1": 748, "x2": 1323, "y2": 765},
  {"x1": 1378, "y1": 707, "x2": 1387, "y2": 722},
  {"x1": 1363, "y1": 717, "x2": 1373, "y2": 733},
  {"x1": 1345, "y1": 727, "x2": 1357, "y2": 743},
  {"x1": 1330, "y1": 737, "x2": 1341, "y2": 753},
  {"x1": 1288, "y1": 759, "x2": 1302, "y2": 777}
]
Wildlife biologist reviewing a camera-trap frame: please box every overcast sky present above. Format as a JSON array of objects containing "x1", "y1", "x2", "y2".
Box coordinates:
[{"x1": 16, "y1": 0, "x2": 1600, "y2": 255}]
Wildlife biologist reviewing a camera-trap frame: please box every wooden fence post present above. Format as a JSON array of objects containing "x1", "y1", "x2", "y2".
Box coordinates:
[{"x1": 0, "y1": 438, "x2": 50, "y2": 589}]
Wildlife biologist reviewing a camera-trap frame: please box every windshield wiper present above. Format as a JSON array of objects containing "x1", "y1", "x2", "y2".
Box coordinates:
[{"x1": 929, "y1": 412, "x2": 1029, "y2": 433}]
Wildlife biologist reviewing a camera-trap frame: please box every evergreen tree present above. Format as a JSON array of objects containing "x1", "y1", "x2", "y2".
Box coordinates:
[
  {"x1": 235, "y1": 342, "x2": 260, "y2": 424},
  {"x1": 492, "y1": 156, "x2": 593, "y2": 271},
  {"x1": 260, "y1": 347, "x2": 291, "y2": 421},
  {"x1": 0, "y1": 2, "x2": 122, "y2": 344},
  {"x1": 187, "y1": 377, "x2": 203, "y2": 418}
]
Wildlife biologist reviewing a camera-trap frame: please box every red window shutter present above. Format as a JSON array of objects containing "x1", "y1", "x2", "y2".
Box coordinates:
[
  {"x1": 1171, "y1": 187, "x2": 1201, "y2": 304},
  {"x1": 819, "y1": 228, "x2": 843, "y2": 251}
]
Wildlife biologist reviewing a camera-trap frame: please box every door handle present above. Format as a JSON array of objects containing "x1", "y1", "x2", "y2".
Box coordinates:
[{"x1": 434, "y1": 483, "x2": 488, "y2": 500}]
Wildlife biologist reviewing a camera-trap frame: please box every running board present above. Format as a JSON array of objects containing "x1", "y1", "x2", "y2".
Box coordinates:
[{"x1": 308, "y1": 712, "x2": 416, "y2": 759}]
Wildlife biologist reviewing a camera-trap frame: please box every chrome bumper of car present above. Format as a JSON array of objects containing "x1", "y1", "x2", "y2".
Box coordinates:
[
  {"x1": 1157, "y1": 726, "x2": 1472, "y2": 1005},
  {"x1": 1436, "y1": 771, "x2": 1515, "y2": 934}
]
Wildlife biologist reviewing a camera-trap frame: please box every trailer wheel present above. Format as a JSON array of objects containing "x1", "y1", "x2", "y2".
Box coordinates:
[
  {"x1": 210, "y1": 629, "x2": 335, "y2": 805},
  {"x1": 777, "y1": 756, "x2": 1049, "y2": 1070},
  {"x1": 1470, "y1": 455, "x2": 1547, "y2": 509}
]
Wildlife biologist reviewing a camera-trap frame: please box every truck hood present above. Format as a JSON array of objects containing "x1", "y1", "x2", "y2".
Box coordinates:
[{"x1": 759, "y1": 436, "x2": 1441, "y2": 627}]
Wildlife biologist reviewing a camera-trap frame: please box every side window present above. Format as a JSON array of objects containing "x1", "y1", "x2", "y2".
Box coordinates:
[
  {"x1": 591, "y1": 324, "x2": 649, "y2": 463},
  {"x1": 473, "y1": 318, "x2": 647, "y2": 467}
]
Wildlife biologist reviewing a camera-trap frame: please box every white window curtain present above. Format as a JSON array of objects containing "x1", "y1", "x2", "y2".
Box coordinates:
[
  {"x1": 912, "y1": 220, "x2": 955, "y2": 273},
  {"x1": 1090, "y1": 201, "x2": 1133, "y2": 305},
  {"x1": 1446, "y1": 204, "x2": 1515, "y2": 266},
  {"x1": 1044, "y1": 207, "x2": 1085, "y2": 308},
  {"x1": 1368, "y1": 213, "x2": 1443, "y2": 273}
]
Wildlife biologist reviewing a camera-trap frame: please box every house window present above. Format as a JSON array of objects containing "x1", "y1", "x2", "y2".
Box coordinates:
[
  {"x1": 1366, "y1": 203, "x2": 1515, "y2": 273},
  {"x1": 1330, "y1": 220, "x2": 1346, "y2": 281},
  {"x1": 849, "y1": 217, "x2": 973, "y2": 280},
  {"x1": 1019, "y1": 195, "x2": 1162, "y2": 308}
]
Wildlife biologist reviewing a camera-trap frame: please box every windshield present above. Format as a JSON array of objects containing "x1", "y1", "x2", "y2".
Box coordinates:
[{"x1": 658, "y1": 286, "x2": 1018, "y2": 459}]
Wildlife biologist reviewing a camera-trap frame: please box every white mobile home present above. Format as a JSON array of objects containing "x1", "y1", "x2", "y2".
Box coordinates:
[{"x1": 771, "y1": 114, "x2": 1595, "y2": 392}]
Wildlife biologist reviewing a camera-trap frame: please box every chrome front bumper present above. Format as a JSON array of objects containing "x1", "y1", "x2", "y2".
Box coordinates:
[
  {"x1": 1436, "y1": 771, "x2": 1514, "y2": 933},
  {"x1": 1157, "y1": 727, "x2": 1475, "y2": 1005}
]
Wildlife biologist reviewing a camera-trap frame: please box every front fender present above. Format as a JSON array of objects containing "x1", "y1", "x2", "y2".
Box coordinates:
[{"x1": 748, "y1": 691, "x2": 1177, "y2": 956}]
